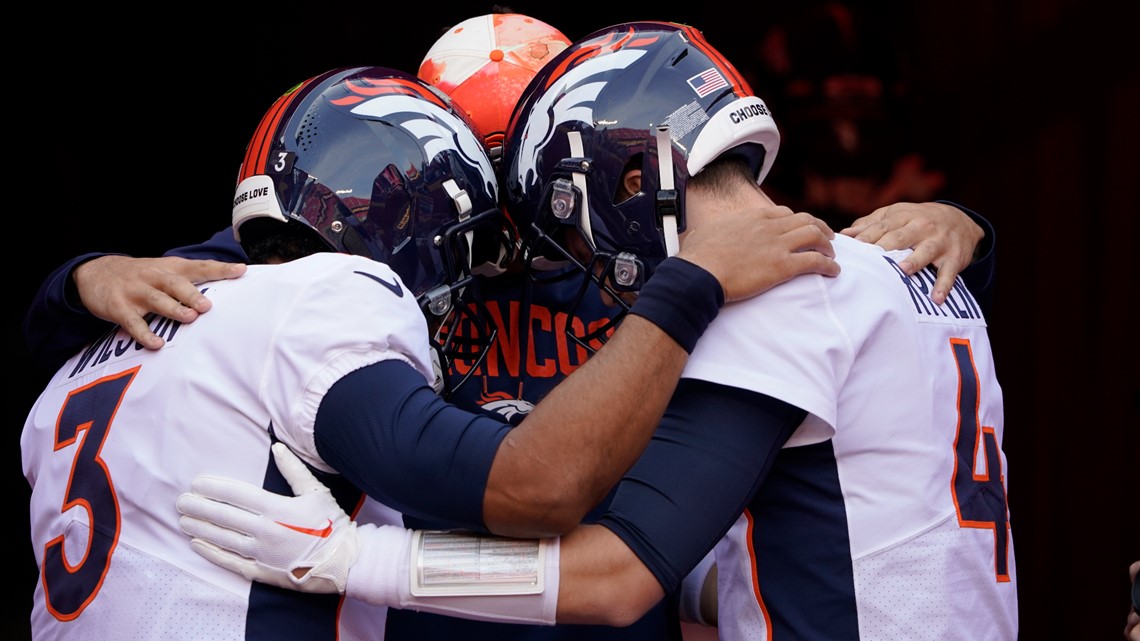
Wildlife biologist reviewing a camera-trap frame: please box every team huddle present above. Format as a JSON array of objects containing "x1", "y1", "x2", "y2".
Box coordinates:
[{"x1": 22, "y1": 13, "x2": 1016, "y2": 641}]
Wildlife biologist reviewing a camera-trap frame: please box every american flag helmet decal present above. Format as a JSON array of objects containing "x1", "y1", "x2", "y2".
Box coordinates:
[{"x1": 688, "y1": 68, "x2": 729, "y2": 98}]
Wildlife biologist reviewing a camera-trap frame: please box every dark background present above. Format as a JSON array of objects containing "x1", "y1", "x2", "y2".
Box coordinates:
[{"x1": 10, "y1": 1, "x2": 1137, "y2": 639}]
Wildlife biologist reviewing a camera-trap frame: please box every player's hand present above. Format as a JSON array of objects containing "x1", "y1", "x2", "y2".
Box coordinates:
[
  {"x1": 679, "y1": 205, "x2": 839, "y2": 303},
  {"x1": 177, "y1": 443, "x2": 357, "y2": 594},
  {"x1": 73, "y1": 255, "x2": 246, "y2": 349},
  {"x1": 840, "y1": 202, "x2": 983, "y2": 305}
]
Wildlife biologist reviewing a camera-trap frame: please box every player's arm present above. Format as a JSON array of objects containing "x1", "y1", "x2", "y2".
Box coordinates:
[
  {"x1": 838, "y1": 200, "x2": 995, "y2": 309},
  {"x1": 177, "y1": 379, "x2": 800, "y2": 625},
  {"x1": 481, "y1": 205, "x2": 833, "y2": 537},
  {"x1": 24, "y1": 227, "x2": 246, "y2": 371},
  {"x1": 555, "y1": 380, "x2": 804, "y2": 623},
  {"x1": 365, "y1": 381, "x2": 801, "y2": 625},
  {"x1": 25, "y1": 252, "x2": 126, "y2": 371},
  {"x1": 180, "y1": 205, "x2": 834, "y2": 541},
  {"x1": 313, "y1": 298, "x2": 739, "y2": 538},
  {"x1": 939, "y1": 202, "x2": 996, "y2": 316},
  {"x1": 311, "y1": 360, "x2": 511, "y2": 531},
  {"x1": 312, "y1": 206, "x2": 836, "y2": 538},
  {"x1": 413, "y1": 382, "x2": 801, "y2": 625}
]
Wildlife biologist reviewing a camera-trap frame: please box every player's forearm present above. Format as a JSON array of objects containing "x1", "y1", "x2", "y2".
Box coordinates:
[
  {"x1": 553, "y1": 524, "x2": 665, "y2": 626},
  {"x1": 25, "y1": 253, "x2": 119, "y2": 371},
  {"x1": 939, "y1": 200, "x2": 996, "y2": 316},
  {"x1": 345, "y1": 523, "x2": 661, "y2": 627},
  {"x1": 482, "y1": 259, "x2": 723, "y2": 537},
  {"x1": 482, "y1": 314, "x2": 688, "y2": 536}
]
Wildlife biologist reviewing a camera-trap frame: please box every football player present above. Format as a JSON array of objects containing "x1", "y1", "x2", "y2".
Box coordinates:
[
  {"x1": 23, "y1": 12, "x2": 997, "y2": 641},
  {"x1": 178, "y1": 22, "x2": 1017, "y2": 640},
  {"x1": 23, "y1": 64, "x2": 836, "y2": 640}
]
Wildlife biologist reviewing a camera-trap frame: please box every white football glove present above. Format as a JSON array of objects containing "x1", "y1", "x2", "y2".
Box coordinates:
[{"x1": 176, "y1": 442, "x2": 358, "y2": 594}]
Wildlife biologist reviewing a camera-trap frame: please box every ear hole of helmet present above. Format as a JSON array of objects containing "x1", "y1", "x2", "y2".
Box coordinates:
[{"x1": 614, "y1": 154, "x2": 644, "y2": 204}]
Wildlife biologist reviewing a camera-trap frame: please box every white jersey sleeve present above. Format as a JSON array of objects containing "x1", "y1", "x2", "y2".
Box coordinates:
[
  {"x1": 256, "y1": 253, "x2": 436, "y2": 472},
  {"x1": 682, "y1": 239, "x2": 858, "y2": 447}
]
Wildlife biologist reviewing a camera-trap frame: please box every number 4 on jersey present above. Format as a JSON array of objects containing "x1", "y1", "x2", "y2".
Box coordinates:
[{"x1": 950, "y1": 338, "x2": 1011, "y2": 582}]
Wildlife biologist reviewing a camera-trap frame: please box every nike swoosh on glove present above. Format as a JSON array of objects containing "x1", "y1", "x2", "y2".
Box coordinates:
[{"x1": 176, "y1": 442, "x2": 358, "y2": 594}]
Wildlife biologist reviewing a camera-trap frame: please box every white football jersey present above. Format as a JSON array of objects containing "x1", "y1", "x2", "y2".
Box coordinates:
[
  {"x1": 22, "y1": 252, "x2": 433, "y2": 640},
  {"x1": 683, "y1": 235, "x2": 1016, "y2": 640}
]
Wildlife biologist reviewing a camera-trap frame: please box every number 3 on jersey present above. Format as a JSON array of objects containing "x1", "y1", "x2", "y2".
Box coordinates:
[
  {"x1": 41, "y1": 367, "x2": 138, "y2": 621},
  {"x1": 949, "y1": 338, "x2": 1011, "y2": 582}
]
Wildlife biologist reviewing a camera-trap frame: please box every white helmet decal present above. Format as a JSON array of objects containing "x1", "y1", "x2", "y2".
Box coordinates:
[
  {"x1": 353, "y1": 94, "x2": 498, "y2": 202},
  {"x1": 515, "y1": 48, "x2": 647, "y2": 196}
]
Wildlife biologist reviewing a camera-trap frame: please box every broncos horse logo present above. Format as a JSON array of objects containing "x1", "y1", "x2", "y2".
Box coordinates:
[
  {"x1": 512, "y1": 46, "x2": 648, "y2": 199},
  {"x1": 349, "y1": 88, "x2": 497, "y2": 204},
  {"x1": 239, "y1": 71, "x2": 496, "y2": 205}
]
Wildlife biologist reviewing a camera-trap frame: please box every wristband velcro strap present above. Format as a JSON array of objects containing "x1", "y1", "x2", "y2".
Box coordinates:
[
  {"x1": 348, "y1": 526, "x2": 559, "y2": 625},
  {"x1": 629, "y1": 258, "x2": 724, "y2": 353}
]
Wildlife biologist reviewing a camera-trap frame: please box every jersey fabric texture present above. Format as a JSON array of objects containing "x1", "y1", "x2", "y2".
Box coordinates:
[
  {"x1": 23, "y1": 253, "x2": 434, "y2": 640},
  {"x1": 606, "y1": 234, "x2": 1015, "y2": 640}
]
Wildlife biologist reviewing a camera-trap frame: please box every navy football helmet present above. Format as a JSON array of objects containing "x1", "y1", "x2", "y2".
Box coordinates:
[
  {"x1": 502, "y1": 21, "x2": 780, "y2": 345},
  {"x1": 231, "y1": 66, "x2": 515, "y2": 397}
]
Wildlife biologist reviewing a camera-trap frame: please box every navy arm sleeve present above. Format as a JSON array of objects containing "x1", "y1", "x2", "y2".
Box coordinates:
[
  {"x1": 597, "y1": 378, "x2": 806, "y2": 594},
  {"x1": 23, "y1": 227, "x2": 246, "y2": 373},
  {"x1": 313, "y1": 359, "x2": 512, "y2": 532},
  {"x1": 938, "y1": 200, "x2": 995, "y2": 317},
  {"x1": 161, "y1": 227, "x2": 246, "y2": 262},
  {"x1": 24, "y1": 252, "x2": 125, "y2": 372}
]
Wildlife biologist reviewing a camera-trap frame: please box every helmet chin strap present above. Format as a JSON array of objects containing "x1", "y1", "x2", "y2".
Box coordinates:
[
  {"x1": 656, "y1": 126, "x2": 680, "y2": 257},
  {"x1": 443, "y1": 179, "x2": 475, "y2": 277},
  {"x1": 566, "y1": 128, "x2": 678, "y2": 259},
  {"x1": 567, "y1": 131, "x2": 593, "y2": 247},
  {"x1": 446, "y1": 177, "x2": 511, "y2": 278}
]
